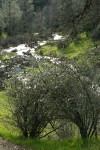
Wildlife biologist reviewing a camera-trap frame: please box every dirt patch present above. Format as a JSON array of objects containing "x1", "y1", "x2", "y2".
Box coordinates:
[{"x1": 0, "y1": 137, "x2": 32, "y2": 150}]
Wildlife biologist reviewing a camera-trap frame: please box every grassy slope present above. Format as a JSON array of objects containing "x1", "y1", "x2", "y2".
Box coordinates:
[
  {"x1": 0, "y1": 91, "x2": 100, "y2": 150},
  {"x1": 8, "y1": 138, "x2": 100, "y2": 150},
  {"x1": 36, "y1": 33, "x2": 96, "y2": 59},
  {"x1": 0, "y1": 33, "x2": 100, "y2": 149},
  {"x1": 0, "y1": 91, "x2": 19, "y2": 138}
]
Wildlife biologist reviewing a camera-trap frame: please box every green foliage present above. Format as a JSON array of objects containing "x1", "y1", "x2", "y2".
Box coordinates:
[
  {"x1": 0, "y1": 0, "x2": 22, "y2": 35},
  {"x1": 0, "y1": 85, "x2": 100, "y2": 148},
  {"x1": 36, "y1": 33, "x2": 94, "y2": 59},
  {"x1": 0, "y1": 57, "x2": 100, "y2": 148},
  {"x1": 36, "y1": 45, "x2": 61, "y2": 57},
  {"x1": 0, "y1": 0, "x2": 99, "y2": 37},
  {"x1": 1, "y1": 53, "x2": 16, "y2": 60},
  {"x1": 18, "y1": 0, "x2": 34, "y2": 33},
  {"x1": 1, "y1": 32, "x2": 8, "y2": 39},
  {"x1": 5, "y1": 72, "x2": 52, "y2": 138}
]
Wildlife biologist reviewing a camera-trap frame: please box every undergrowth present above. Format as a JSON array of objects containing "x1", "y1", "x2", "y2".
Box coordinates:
[
  {"x1": 36, "y1": 33, "x2": 96, "y2": 59},
  {"x1": 0, "y1": 91, "x2": 100, "y2": 150}
]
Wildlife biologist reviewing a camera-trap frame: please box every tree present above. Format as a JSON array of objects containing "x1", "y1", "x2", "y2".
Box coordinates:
[
  {"x1": 5, "y1": 72, "x2": 52, "y2": 138},
  {"x1": 18, "y1": 0, "x2": 34, "y2": 33},
  {"x1": 45, "y1": 61, "x2": 100, "y2": 140},
  {"x1": 5, "y1": 57, "x2": 100, "y2": 140},
  {"x1": 0, "y1": 0, "x2": 22, "y2": 35},
  {"x1": 33, "y1": 0, "x2": 49, "y2": 11}
]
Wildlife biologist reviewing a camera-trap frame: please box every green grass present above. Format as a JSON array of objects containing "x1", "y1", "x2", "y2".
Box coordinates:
[
  {"x1": 0, "y1": 92, "x2": 100, "y2": 150},
  {"x1": 1, "y1": 52, "x2": 16, "y2": 60},
  {"x1": 36, "y1": 33, "x2": 96, "y2": 59},
  {"x1": 0, "y1": 91, "x2": 19, "y2": 138},
  {"x1": 37, "y1": 45, "x2": 61, "y2": 57},
  {"x1": 3, "y1": 137, "x2": 100, "y2": 150}
]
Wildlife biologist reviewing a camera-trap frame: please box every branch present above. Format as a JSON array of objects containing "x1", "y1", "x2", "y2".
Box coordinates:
[
  {"x1": 72, "y1": 0, "x2": 93, "y2": 23},
  {"x1": 39, "y1": 122, "x2": 66, "y2": 139},
  {"x1": 69, "y1": 0, "x2": 93, "y2": 40}
]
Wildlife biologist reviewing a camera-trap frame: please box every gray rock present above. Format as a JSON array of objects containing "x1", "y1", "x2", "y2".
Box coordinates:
[{"x1": 12, "y1": 49, "x2": 17, "y2": 52}]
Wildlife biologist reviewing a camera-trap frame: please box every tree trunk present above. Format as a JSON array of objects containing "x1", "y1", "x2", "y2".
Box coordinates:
[
  {"x1": 23, "y1": 130, "x2": 28, "y2": 138},
  {"x1": 29, "y1": 131, "x2": 37, "y2": 139},
  {"x1": 79, "y1": 127, "x2": 88, "y2": 145},
  {"x1": 79, "y1": 127, "x2": 88, "y2": 139}
]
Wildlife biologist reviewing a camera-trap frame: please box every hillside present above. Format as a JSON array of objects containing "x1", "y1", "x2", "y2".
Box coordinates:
[{"x1": 0, "y1": 0, "x2": 100, "y2": 149}]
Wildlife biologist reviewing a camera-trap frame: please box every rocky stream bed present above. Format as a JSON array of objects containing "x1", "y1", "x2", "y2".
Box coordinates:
[{"x1": 0, "y1": 34, "x2": 63, "y2": 88}]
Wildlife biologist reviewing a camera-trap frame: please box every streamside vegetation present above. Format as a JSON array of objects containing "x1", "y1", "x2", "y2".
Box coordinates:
[
  {"x1": 0, "y1": 0, "x2": 100, "y2": 149},
  {"x1": 5, "y1": 56, "x2": 100, "y2": 139}
]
